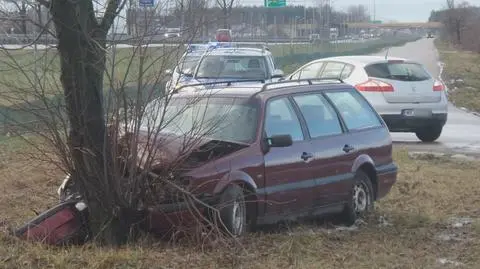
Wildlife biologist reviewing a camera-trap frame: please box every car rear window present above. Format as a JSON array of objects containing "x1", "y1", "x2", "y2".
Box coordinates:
[{"x1": 364, "y1": 62, "x2": 431, "y2": 82}]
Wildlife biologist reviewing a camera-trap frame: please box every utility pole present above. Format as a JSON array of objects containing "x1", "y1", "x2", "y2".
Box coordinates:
[{"x1": 373, "y1": 0, "x2": 376, "y2": 21}]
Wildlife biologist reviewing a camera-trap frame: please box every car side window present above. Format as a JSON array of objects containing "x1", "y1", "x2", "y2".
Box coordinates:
[
  {"x1": 265, "y1": 98, "x2": 304, "y2": 141},
  {"x1": 340, "y1": 64, "x2": 354, "y2": 79},
  {"x1": 293, "y1": 94, "x2": 343, "y2": 138},
  {"x1": 320, "y1": 62, "x2": 346, "y2": 78},
  {"x1": 325, "y1": 90, "x2": 383, "y2": 130},
  {"x1": 298, "y1": 62, "x2": 324, "y2": 79}
]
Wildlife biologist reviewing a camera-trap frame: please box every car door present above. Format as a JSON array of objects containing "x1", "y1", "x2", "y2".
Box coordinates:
[
  {"x1": 324, "y1": 89, "x2": 386, "y2": 200},
  {"x1": 262, "y1": 96, "x2": 315, "y2": 216},
  {"x1": 291, "y1": 92, "x2": 354, "y2": 207}
]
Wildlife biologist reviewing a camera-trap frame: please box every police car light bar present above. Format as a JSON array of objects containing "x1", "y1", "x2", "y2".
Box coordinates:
[{"x1": 205, "y1": 41, "x2": 269, "y2": 52}]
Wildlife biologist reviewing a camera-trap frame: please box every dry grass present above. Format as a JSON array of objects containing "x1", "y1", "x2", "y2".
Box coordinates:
[
  {"x1": 436, "y1": 39, "x2": 480, "y2": 113},
  {"x1": 0, "y1": 139, "x2": 479, "y2": 269}
]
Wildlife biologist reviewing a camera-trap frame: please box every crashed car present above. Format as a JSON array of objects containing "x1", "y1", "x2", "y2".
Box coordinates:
[{"x1": 19, "y1": 78, "x2": 398, "y2": 242}]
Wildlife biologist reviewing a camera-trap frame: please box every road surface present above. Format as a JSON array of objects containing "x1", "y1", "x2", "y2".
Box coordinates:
[{"x1": 370, "y1": 38, "x2": 480, "y2": 156}]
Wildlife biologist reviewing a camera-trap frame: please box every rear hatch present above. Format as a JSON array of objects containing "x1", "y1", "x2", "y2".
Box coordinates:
[{"x1": 364, "y1": 60, "x2": 441, "y2": 103}]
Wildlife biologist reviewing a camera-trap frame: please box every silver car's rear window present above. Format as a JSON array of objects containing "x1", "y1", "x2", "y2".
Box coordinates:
[{"x1": 364, "y1": 62, "x2": 431, "y2": 82}]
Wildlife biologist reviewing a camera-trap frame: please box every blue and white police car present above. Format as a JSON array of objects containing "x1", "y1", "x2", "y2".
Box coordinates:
[{"x1": 165, "y1": 42, "x2": 285, "y2": 93}]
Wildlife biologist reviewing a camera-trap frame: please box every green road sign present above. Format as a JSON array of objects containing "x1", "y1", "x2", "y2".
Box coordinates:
[
  {"x1": 265, "y1": 0, "x2": 286, "y2": 7},
  {"x1": 372, "y1": 20, "x2": 382, "y2": 24}
]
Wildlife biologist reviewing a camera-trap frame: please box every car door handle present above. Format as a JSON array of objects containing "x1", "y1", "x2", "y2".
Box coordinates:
[
  {"x1": 343, "y1": 144, "x2": 355, "y2": 153},
  {"x1": 301, "y1": 152, "x2": 314, "y2": 161}
]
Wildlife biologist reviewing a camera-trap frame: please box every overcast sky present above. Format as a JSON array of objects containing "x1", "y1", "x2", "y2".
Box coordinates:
[{"x1": 241, "y1": 0, "x2": 480, "y2": 22}]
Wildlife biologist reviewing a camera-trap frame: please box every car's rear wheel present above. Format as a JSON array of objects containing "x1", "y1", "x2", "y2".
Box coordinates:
[
  {"x1": 217, "y1": 184, "x2": 247, "y2": 237},
  {"x1": 341, "y1": 171, "x2": 374, "y2": 225},
  {"x1": 415, "y1": 125, "x2": 443, "y2": 142}
]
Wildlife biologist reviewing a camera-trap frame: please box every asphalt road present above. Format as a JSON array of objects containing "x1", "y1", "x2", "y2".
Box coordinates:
[{"x1": 370, "y1": 38, "x2": 480, "y2": 156}]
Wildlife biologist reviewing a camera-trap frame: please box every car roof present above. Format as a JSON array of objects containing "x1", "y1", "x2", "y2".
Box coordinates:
[
  {"x1": 171, "y1": 80, "x2": 353, "y2": 99},
  {"x1": 312, "y1": 55, "x2": 412, "y2": 67}
]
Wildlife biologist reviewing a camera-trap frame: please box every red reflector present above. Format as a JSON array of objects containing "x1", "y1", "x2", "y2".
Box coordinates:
[
  {"x1": 433, "y1": 80, "x2": 444, "y2": 91},
  {"x1": 355, "y1": 79, "x2": 394, "y2": 92}
]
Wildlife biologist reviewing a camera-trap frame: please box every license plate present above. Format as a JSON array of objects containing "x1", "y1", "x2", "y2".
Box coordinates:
[{"x1": 402, "y1": 109, "x2": 432, "y2": 118}]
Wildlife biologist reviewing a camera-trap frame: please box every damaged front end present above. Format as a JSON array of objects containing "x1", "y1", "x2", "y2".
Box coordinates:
[
  {"x1": 14, "y1": 135, "x2": 249, "y2": 244},
  {"x1": 14, "y1": 183, "x2": 90, "y2": 245}
]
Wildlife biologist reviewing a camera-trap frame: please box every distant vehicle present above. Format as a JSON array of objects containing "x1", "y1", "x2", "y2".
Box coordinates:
[
  {"x1": 427, "y1": 33, "x2": 434, "y2": 38},
  {"x1": 166, "y1": 43, "x2": 284, "y2": 93},
  {"x1": 164, "y1": 28, "x2": 181, "y2": 38},
  {"x1": 329, "y1": 28, "x2": 339, "y2": 40},
  {"x1": 309, "y1": 34, "x2": 321, "y2": 43},
  {"x1": 55, "y1": 78, "x2": 398, "y2": 238},
  {"x1": 216, "y1": 29, "x2": 232, "y2": 42},
  {"x1": 287, "y1": 56, "x2": 448, "y2": 142}
]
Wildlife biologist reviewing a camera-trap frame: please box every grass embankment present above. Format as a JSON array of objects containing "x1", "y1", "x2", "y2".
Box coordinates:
[
  {"x1": 1, "y1": 137, "x2": 479, "y2": 269},
  {"x1": 435, "y1": 39, "x2": 480, "y2": 113}
]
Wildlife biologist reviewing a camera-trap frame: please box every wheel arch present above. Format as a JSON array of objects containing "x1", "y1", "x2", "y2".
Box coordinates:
[
  {"x1": 213, "y1": 170, "x2": 259, "y2": 226},
  {"x1": 351, "y1": 154, "x2": 378, "y2": 200}
]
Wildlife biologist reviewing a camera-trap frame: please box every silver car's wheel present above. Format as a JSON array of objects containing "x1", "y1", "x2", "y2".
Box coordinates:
[{"x1": 415, "y1": 125, "x2": 443, "y2": 142}]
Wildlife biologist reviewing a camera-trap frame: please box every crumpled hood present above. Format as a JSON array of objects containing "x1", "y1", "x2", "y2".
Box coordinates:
[{"x1": 123, "y1": 130, "x2": 248, "y2": 171}]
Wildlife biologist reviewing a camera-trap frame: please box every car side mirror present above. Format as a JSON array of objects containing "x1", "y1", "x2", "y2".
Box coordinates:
[
  {"x1": 165, "y1": 69, "x2": 173, "y2": 76},
  {"x1": 272, "y1": 69, "x2": 284, "y2": 79},
  {"x1": 181, "y1": 68, "x2": 193, "y2": 77},
  {"x1": 267, "y1": 134, "x2": 293, "y2": 147}
]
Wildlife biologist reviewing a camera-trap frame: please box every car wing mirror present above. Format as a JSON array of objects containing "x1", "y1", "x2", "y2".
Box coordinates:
[
  {"x1": 267, "y1": 134, "x2": 293, "y2": 147},
  {"x1": 272, "y1": 69, "x2": 284, "y2": 79}
]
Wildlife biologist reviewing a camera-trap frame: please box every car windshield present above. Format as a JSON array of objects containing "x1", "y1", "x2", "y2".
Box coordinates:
[
  {"x1": 365, "y1": 62, "x2": 431, "y2": 82},
  {"x1": 141, "y1": 97, "x2": 258, "y2": 144},
  {"x1": 195, "y1": 55, "x2": 268, "y2": 79},
  {"x1": 177, "y1": 55, "x2": 201, "y2": 75}
]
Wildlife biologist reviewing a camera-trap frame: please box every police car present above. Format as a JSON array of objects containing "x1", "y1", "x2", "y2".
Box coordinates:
[
  {"x1": 165, "y1": 42, "x2": 285, "y2": 93},
  {"x1": 164, "y1": 43, "x2": 209, "y2": 92}
]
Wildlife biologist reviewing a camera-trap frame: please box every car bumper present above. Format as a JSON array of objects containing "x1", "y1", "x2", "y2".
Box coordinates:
[
  {"x1": 145, "y1": 195, "x2": 218, "y2": 235},
  {"x1": 381, "y1": 113, "x2": 447, "y2": 132},
  {"x1": 376, "y1": 163, "x2": 398, "y2": 200}
]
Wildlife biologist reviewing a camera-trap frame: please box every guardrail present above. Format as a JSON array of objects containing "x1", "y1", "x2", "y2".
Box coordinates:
[{"x1": 0, "y1": 33, "x2": 373, "y2": 45}]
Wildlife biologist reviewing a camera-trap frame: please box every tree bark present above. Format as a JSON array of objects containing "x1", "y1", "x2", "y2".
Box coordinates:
[{"x1": 50, "y1": 0, "x2": 130, "y2": 244}]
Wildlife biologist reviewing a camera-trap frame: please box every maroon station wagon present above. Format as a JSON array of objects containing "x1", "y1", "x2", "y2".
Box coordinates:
[
  {"x1": 137, "y1": 79, "x2": 397, "y2": 236},
  {"x1": 20, "y1": 79, "x2": 397, "y2": 243}
]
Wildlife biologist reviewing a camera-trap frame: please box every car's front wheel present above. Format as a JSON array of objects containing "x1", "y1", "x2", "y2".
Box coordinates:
[
  {"x1": 341, "y1": 171, "x2": 374, "y2": 225},
  {"x1": 415, "y1": 125, "x2": 443, "y2": 142},
  {"x1": 217, "y1": 184, "x2": 247, "y2": 237}
]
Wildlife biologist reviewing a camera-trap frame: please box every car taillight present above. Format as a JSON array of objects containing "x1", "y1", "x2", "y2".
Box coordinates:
[
  {"x1": 433, "y1": 80, "x2": 444, "y2": 91},
  {"x1": 355, "y1": 79, "x2": 394, "y2": 92}
]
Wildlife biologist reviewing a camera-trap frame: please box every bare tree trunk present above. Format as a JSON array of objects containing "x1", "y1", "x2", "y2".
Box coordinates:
[{"x1": 50, "y1": 0, "x2": 130, "y2": 244}]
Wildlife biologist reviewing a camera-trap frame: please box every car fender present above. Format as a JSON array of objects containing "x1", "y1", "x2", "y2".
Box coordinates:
[
  {"x1": 213, "y1": 170, "x2": 258, "y2": 195},
  {"x1": 351, "y1": 154, "x2": 375, "y2": 174}
]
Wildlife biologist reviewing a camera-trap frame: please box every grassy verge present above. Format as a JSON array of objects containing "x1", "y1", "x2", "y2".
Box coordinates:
[
  {"x1": 435, "y1": 39, "x2": 480, "y2": 113},
  {"x1": 1, "y1": 139, "x2": 479, "y2": 268}
]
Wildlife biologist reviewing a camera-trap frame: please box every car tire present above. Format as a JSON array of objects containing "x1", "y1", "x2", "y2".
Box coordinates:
[
  {"x1": 415, "y1": 125, "x2": 443, "y2": 142},
  {"x1": 217, "y1": 184, "x2": 247, "y2": 237},
  {"x1": 341, "y1": 170, "x2": 374, "y2": 226}
]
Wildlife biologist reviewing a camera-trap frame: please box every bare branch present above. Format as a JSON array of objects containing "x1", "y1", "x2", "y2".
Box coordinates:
[{"x1": 101, "y1": 0, "x2": 127, "y2": 32}]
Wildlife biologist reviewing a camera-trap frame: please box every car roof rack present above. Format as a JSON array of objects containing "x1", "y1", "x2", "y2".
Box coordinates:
[
  {"x1": 260, "y1": 78, "x2": 344, "y2": 92},
  {"x1": 174, "y1": 79, "x2": 266, "y2": 93}
]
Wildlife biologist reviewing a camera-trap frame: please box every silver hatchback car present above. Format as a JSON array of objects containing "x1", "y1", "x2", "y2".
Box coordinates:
[{"x1": 287, "y1": 56, "x2": 448, "y2": 142}]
